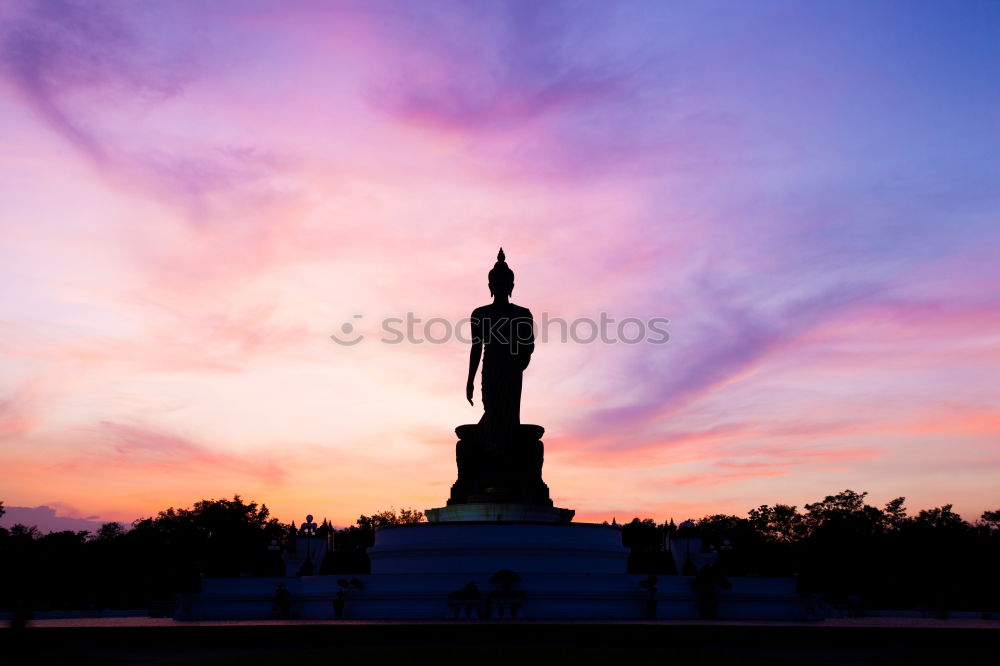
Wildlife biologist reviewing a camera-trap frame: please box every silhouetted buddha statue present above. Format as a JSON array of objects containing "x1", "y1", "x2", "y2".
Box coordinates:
[
  {"x1": 465, "y1": 248, "x2": 535, "y2": 453},
  {"x1": 448, "y1": 248, "x2": 552, "y2": 507}
]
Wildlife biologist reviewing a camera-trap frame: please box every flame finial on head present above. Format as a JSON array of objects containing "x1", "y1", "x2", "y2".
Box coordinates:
[{"x1": 488, "y1": 246, "x2": 514, "y2": 294}]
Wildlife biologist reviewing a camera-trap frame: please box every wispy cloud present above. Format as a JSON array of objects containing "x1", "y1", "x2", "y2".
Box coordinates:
[
  {"x1": 0, "y1": 504, "x2": 106, "y2": 533},
  {"x1": 0, "y1": 1, "x2": 292, "y2": 221},
  {"x1": 578, "y1": 279, "x2": 883, "y2": 438},
  {"x1": 367, "y1": 2, "x2": 638, "y2": 134},
  {"x1": 0, "y1": 383, "x2": 39, "y2": 440},
  {"x1": 1, "y1": 0, "x2": 184, "y2": 163},
  {"x1": 51, "y1": 420, "x2": 287, "y2": 486}
]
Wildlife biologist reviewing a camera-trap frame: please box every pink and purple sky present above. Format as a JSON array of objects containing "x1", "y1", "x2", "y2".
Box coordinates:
[{"x1": 1, "y1": 1, "x2": 999, "y2": 531}]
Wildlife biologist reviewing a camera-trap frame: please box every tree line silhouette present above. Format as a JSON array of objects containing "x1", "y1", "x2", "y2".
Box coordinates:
[
  {"x1": 1, "y1": 492, "x2": 998, "y2": 614},
  {"x1": 621, "y1": 490, "x2": 1000, "y2": 612}
]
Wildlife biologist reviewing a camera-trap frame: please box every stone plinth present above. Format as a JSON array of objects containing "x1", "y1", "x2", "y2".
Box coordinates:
[
  {"x1": 425, "y1": 503, "x2": 575, "y2": 523},
  {"x1": 448, "y1": 424, "x2": 552, "y2": 506}
]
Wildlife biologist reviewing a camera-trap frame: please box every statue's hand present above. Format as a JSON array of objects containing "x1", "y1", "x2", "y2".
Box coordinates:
[{"x1": 465, "y1": 380, "x2": 474, "y2": 406}]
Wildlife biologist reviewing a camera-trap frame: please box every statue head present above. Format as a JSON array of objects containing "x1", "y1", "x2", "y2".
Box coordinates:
[{"x1": 488, "y1": 247, "x2": 515, "y2": 297}]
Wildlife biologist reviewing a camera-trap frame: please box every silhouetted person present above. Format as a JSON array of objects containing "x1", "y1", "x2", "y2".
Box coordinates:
[
  {"x1": 273, "y1": 582, "x2": 291, "y2": 620},
  {"x1": 639, "y1": 575, "x2": 659, "y2": 619},
  {"x1": 466, "y1": 248, "x2": 534, "y2": 453},
  {"x1": 693, "y1": 562, "x2": 731, "y2": 620},
  {"x1": 9, "y1": 596, "x2": 31, "y2": 631},
  {"x1": 846, "y1": 592, "x2": 863, "y2": 618}
]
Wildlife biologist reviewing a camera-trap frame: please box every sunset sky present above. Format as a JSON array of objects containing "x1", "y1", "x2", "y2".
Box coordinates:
[{"x1": 1, "y1": 0, "x2": 998, "y2": 531}]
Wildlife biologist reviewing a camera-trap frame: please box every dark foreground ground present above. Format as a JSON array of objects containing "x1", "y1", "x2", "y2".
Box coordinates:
[{"x1": 4, "y1": 620, "x2": 999, "y2": 666}]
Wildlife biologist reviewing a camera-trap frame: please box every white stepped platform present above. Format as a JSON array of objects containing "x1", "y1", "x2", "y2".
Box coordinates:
[
  {"x1": 176, "y1": 573, "x2": 814, "y2": 621},
  {"x1": 368, "y1": 521, "x2": 628, "y2": 575},
  {"x1": 177, "y1": 520, "x2": 815, "y2": 620},
  {"x1": 425, "y1": 503, "x2": 574, "y2": 523}
]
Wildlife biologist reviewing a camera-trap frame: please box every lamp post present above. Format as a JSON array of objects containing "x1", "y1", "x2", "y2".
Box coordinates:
[{"x1": 267, "y1": 539, "x2": 281, "y2": 577}]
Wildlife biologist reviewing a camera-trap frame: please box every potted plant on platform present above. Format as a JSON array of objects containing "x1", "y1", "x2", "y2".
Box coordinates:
[
  {"x1": 639, "y1": 575, "x2": 658, "y2": 619},
  {"x1": 333, "y1": 577, "x2": 364, "y2": 619},
  {"x1": 448, "y1": 581, "x2": 483, "y2": 619},
  {"x1": 490, "y1": 569, "x2": 525, "y2": 619}
]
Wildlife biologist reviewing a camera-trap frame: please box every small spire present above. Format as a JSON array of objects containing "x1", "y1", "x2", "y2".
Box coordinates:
[{"x1": 488, "y1": 246, "x2": 514, "y2": 288}]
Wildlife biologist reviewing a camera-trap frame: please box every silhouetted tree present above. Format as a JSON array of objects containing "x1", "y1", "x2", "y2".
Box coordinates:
[
  {"x1": 621, "y1": 518, "x2": 674, "y2": 574},
  {"x1": 748, "y1": 504, "x2": 803, "y2": 542},
  {"x1": 883, "y1": 497, "x2": 908, "y2": 529},
  {"x1": 94, "y1": 522, "x2": 126, "y2": 541},
  {"x1": 129, "y1": 495, "x2": 285, "y2": 585},
  {"x1": 977, "y1": 509, "x2": 1000, "y2": 533},
  {"x1": 912, "y1": 504, "x2": 965, "y2": 531},
  {"x1": 696, "y1": 514, "x2": 769, "y2": 576},
  {"x1": 324, "y1": 507, "x2": 425, "y2": 574}
]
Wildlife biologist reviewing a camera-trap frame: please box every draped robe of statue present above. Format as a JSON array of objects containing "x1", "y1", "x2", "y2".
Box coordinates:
[{"x1": 470, "y1": 302, "x2": 534, "y2": 455}]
